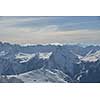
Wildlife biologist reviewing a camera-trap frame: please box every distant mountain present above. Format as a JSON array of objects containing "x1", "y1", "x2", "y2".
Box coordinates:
[{"x1": 0, "y1": 42, "x2": 100, "y2": 83}]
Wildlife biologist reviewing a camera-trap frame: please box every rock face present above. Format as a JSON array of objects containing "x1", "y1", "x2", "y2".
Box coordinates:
[
  {"x1": 0, "y1": 42, "x2": 100, "y2": 83},
  {"x1": 74, "y1": 59, "x2": 100, "y2": 83}
]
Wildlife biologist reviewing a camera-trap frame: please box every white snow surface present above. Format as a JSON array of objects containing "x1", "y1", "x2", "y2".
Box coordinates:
[
  {"x1": 8, "y1": 68, "x2": 70, "y2": 83},
  {"x1": 15, "y1": 52, "x2": 52, "y2": 63},
  {"x1": 80, "y1": 50, "x2": 100, "y2": 62},
  {"x1": 15, "y1": 53, "x2": 36, "y2": 63},
  {"x1": 39, "y1": 52, "x2": 52, "y2": 60}
]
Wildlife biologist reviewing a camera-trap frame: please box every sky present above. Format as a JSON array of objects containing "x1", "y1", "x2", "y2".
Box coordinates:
[{"x1": 0, "y1": 16, "x2": 100, "y2": 44}]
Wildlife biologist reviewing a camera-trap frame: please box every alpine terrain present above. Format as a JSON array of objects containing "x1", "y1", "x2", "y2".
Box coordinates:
[{"x1": 0, "y1": 42, "x2": 100, "y2": 83}]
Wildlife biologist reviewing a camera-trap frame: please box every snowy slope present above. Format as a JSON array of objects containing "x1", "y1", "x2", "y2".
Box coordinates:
[
  {"x1": 0, "y1": 76, "x2": 24, "y2": 83},
  {"x1": 0, "y1": 42, "x2": 100, "y2": 83},
  {"x1": 38, "y1": 52, "x2": 52, "y2": 60},
  {"x1": 8, "y1": 68, "x2": 72, "y2": 83},
  {"x1": 15, "y1": 53, "x2": 36, "y2": 63},
  {"x1": 15, "y1": 52, "x2": 52, "y2": 63},
  {"x1": 79, "y1": 50, "x2": 100, "y2": 62}
]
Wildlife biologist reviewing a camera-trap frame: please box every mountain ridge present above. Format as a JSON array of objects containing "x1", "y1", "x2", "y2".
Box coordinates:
[{"x1": 0, "y1": 42, "x2": 100, "y2": 83}]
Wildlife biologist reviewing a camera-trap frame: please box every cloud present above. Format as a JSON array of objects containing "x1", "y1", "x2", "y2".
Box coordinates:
[
  {"x1": 0, "y1": 16, "x2": 100, "y2": 44},
  {"x1": 0, "y1": 17, "x2": 49, "y2": 28},
  {"x1": 0, "y1": 27, "x2": 100, "y2": 44}
]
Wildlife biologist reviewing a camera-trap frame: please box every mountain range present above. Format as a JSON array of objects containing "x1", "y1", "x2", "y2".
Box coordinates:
[{"x1": 0, "y1": 42, "x2": 100, "y2": 83}]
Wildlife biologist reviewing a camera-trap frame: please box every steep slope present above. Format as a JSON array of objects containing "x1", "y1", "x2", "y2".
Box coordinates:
[
  {"x1": 0, "y1": 51, "x2": 52, "y2": 75},
  {"x1": 74, "y1": 50, "x2": 100, "y2": 83},
  {"x1": 0, "y1": 42, "x2": 100, "y2": 83},
  {"x1": 8, "y1": 68, "x2": 73, "y2": 83},
  {"x1": 48, "y1": 46, "x2": 79, "y2": 76},
  {"x1": 80, "y1": 50, "x2": 100, "y2": 62}
]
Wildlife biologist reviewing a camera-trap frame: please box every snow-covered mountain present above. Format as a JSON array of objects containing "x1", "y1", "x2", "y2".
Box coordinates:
[
  {"x1": 74, "y1": 50, "x2": 100, "y2": 83},
  {"x1": 8, "y1": 68, "x2": 72, "y2": 83},
  {"x1": 0, "y1": 42, "x2": 100, "y2": 83},
  {"x1": 79, "y1": 50, "x2": 100, "y2": 62}
]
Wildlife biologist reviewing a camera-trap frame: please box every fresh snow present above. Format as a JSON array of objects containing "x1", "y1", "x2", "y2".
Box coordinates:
[
  {"x1": 39, "y1": 52, "x2": 52, "y2": 60},
  {"x1": 15, "y1": 52, "x2": 52, "y2": 63},
  {"x1": 8, "y1": 68, "x2": 71, "y2": 83},
  {"x1": 80, "y1": 50, "x2": 100, "y2": 62},
  {"x1": 73, "y1": 50, "x2": 100, "y2": 63},
  {"x1": 15, "y1": 53, "x2": 36, "y2": 63}
]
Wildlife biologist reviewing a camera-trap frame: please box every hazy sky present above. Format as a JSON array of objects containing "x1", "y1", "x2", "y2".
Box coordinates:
[{"x1": 0, "y1": 16, "x2": 100, "y2": 44}]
